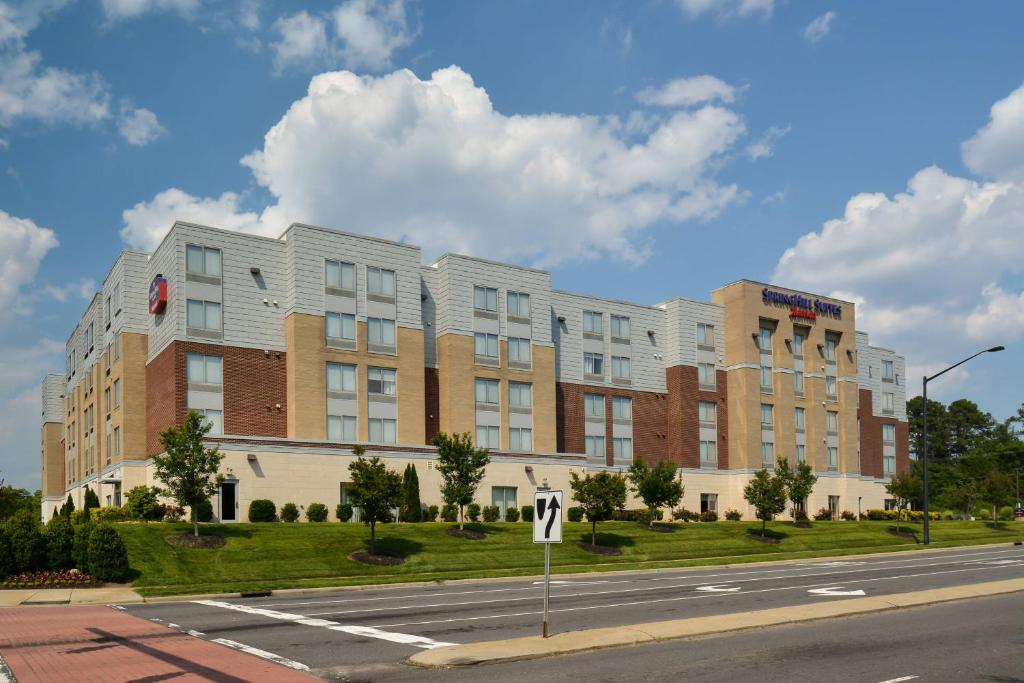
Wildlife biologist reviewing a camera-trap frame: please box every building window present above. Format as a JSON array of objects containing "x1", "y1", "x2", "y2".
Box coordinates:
[
  {"x1": 105, "y1": 295, "x2": 111, "y2": 327},
  {"x1": 85, "y1": 323, "x2": 94, "y2": 352},
  {"x1": 611, "y1": 315, "x2": 630, "y2": 339},
  {"x1": 884, "y1": 453, "x2": 895, "y2": 476},
  {"x1": 696, "y1": 323, "x2": 714, "y2": 349},
  {"x1": 192, "y1": 408, "x2": 224, "y2": 436},
  {"x1": 585, "y1": 393, "x2": 604, "y2": 418},
  {"x1": 509, "y1": 427, "x2": 533, "y2": 451},
  {"x1": 476, "y1": 425, "x2": 500, "y2": 448},
  {"x1": 794, "y1": 407, "x2": 805, "y2": 430},
  {"x1": 583, "y1": 310, "x2": 603, "y2": 334},
  {"x1": 113, "y1": 334, "x2": 120, "y2": 360},
  {"x1": 507, "y1": 291, "x2": 530, "y2": 318},
  {"x1": 761, "y1": 403, "x2": 773, "y2": 426},
  {"x1": 827, "y1": 446, "x2": 839, "y2": 470},
  {"x1": 474, "y1": 332, "x2": 499, "y2": 359},
  {"x1": 113, "y1": 427, "x2": 121, "y2": 457},
  {"x1": 699, "y1": 400, "x2": 716, "y2": 425},
  {"x1": 700, "y1": 493, "x2": 718, "y2": 514},
  {"x1": 611, "y1": 356, "x2": 631, "y2": 380},
  {"x1": 186, "y1": 299, "x2": 222, "y2": 332},
  {"x1": 492, "y1": 486, "x2": 518, "y2": 520},
  {"x1": 796, "y1": 444, "x2": 806, "y2": 464},
  {"x1": 508, "y1": 337, "x2": 531, "y2": 365},
  {"x1": 759, "y1": 325, "x2": 773, "y2": 352},
  {"x1": 826, "y1": 375, "x2": 837, "y2": 399},
  {"x1": 187, "y1": 353, "x2": 223, "y2": 385},
  {"x1": 327, "y1": 363, "x2": 357, "y2": 393},
  {"x1": 612, "y1": 396, "x2": 632, "y2": 420},
  {"x1": 760, "y1": 365, "x2": 773, "y2": 391},
  {"x1": 882, "y1": 392, "x2": 894, "y2": 414},
  {"x1": 186, "y1": 245, "x2": 222, "y2": 277},
  {"x1": 585, "y1": 435, "x2": 605, "y2": 459},
  {"x1": 794, "y1": 370, "x2": 804, "y2": 395},
  {"x1": 369, "y1": 417, "x2": 397, "y2": 443},
  {"x1": 698, "y1": 363, "x2": 716, "y2": 389},
  {"x1": 882, "y1": 359, "x2": 894, "y2": 381},
  {"x1": 883, "y1": 424, "x2": 896, "y2": 443},
  {"x1": 367, "y1": 267, "x2": 396, "y2": 298},
  {"x1": 613, "y1": 437, "x2": 633, "y2": 461},
  {"x1": 113, "y1": 379, "x2": 121, "y2": 409},
  {"x1": 828, "y1": 495, "x2": 840, "y2": 518},
  {"x1": 584, "y1": 352, "x2": 604, "y2": 377},
  {"x1": 474, "y1": 285, "x2": 498, "y2": 312},
  {"x1": 761, "y1": 442, "x2": 774, "y2": 467},
  {"x1": 508, "y1": 382, "x2": 532, "y2": 408},
  {"x1": 104, "y1": 388, "x2": 111, "y2": 416},
  {"x1": 824, "y1": 336, "x2": 838, "y2": 362},
  {"x1": 112, "y1": 283, "x2": 121, "y2": 315},
  {"x1": 475, "y1": 378, "x2": 500, "y2": 405},
  {"x1": 367, "y1": 317, "x2": 396, "y2": 347},
  {"x1": 326, "y1": 312, "x2": 356, "y2": 341},
  {"x1": 325, "y1": 260, "x2": 355, "y2": 290},
  {"x1": 367, "y1": 367, "x2": 397, "y2": 396},
  {"x1": 827, "y1": 410, "x2": 839, "y2": 434},
  {"x1": 327, "y1": 415, "x2": 357, "y2": 441},
  {"x1": 793, "y1": 330, "x2": 806, "y2": 357},
  {"x1": 700, "y1": 441, "x2": 717, "y2": 467}
]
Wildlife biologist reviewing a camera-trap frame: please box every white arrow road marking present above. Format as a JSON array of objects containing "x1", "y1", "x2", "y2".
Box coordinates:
[
  {"x1": 696, "y1": 584, "x2": 742, "y2": 593},
  {"x1": 876, "y1": 676, "x2": 918, "y2": 683},
  {"x1": 212, "y1": 638, "x2": 310, "y2": 671},
  {"x1": 808, "y1": 586, "x2": 867, "y2": 597},
  {"x1": 194, "y1": 600, "x2": 455, "y2": 650}
]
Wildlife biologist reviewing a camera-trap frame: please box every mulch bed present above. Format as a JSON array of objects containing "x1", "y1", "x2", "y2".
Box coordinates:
[
  {"x1": 446, "y1": 527, "x2": 487, "y2": 540},
  {"x1": 349, "y1": 550, "x2": 405, "y2": 566},
  {"x1": 166, "y1": 534, "x2": 227, "y2": 549},
  {"x1": 887, "y1": 529, "x2": 918, "y2": 540},
  {"x1": 646, "y1": 523, "x2": 677, "y2": 533},
  {"x1": 1, "y1": 570, "x2": 99, "y2": 589},
  {"x1": 746, "y1": 532, "x2": 782, "y2": 544},
  {"x1": 577, "y1": 542, "x2": 623, "y2": 556}
]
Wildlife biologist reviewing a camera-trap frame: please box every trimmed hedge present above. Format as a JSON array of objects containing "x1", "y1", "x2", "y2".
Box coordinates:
[
  {"x1": 94, "y1": 506, "x2": 129, "y2": 523},
  {"x1": 5, "y1": 510, "x2": 46, "y2": 573},
  {"x1": 248, "y1": 499, "x2": 277, "y2": 522},
  {"x1": 196, "y1": 499, "x2": 214, "y2": 523},
  {"x1": 280, "y1": 503, "x2": 299, "y2": 523},
  {"x1": 521, "y1": 505, "x2": 534, "y2": 522},
  {"x1": 466, "y1": 503, "x2": 481, "y2": 523},
  {"x1": 672, "y1": 508, "x2": 699, "y2": 522},
  {"x1": 567, "y1": 506, "x2": 584, "y2": 522},
  {"x1": 505, "y1": 506, "x2": 520, "y2": 522},
  {"x1": 306, "y1": 503, "x2": 329, "y2": 523},
  {"x1": 613, "y1": 509, "x2": 664, "y2": 522},
  {"x1": 124, "y1": 486, "x2": 163, "y2": 521},
  {"x1": 441, "y1": 504, "x2": 458, "y2": 522},
  {"x1": 699, "y1": 510, "x2": 718, "y2": 522},
  {"x1": 0, "y1": 527, "x2": 13, "y2": 578},
  {"x1": 724, "y1": 509, "x2": 743, "y2": 521},
  {"x1": 45, "y1": 516, "x2": 75, "y2": 570},
  {"x1": 72, "y1": 521, "x2": 93, "y2": 571},
  {"x1": 87, "y1": 525, "x2": 130, "y2": 582},
  {"x1": 482, "y1": 505, "x2": 500, "y2": 523},
  {"x1": 425, "y1": 505, "x2": 439, "y2": 522},
  {"x1": 336, "y1": 503, "x2": 354, "y2": 522}
]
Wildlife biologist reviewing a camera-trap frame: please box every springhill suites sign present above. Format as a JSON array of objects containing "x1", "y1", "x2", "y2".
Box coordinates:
[{"x1": 762, "y1": 288, "x2": 842, "y2": 321}]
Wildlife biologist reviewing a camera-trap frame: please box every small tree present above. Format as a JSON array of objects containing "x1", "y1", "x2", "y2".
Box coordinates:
[
  {"x1": 434, "y1": 432, "x2": 490, "y2": 530},
  {"x1": 627, "y1": 460, "x2": 683, "y2": 528},
  {"x1": 60, "y1": 494, "x2": 75, "y2": 519},
  {"x1": 347, "y1": 456, "x2": 403, "y2": 554},
  {"x1": 776, "y1": 457, "x2": 818, "y2": 521},
  {"x1": 570, "y1": 470, "x2": 627, "y2": 546},
  {"x1": 124, "y1": 486, "x2": 163, "y2": 521},
  {"x1": 154, "y1": 411, "x2": 225, "y2": 537},
  {"x1": 400, "y1": 464, "x2": 422, "y2": 522},
  {"x1": 983, "y1": 471, "x2": 1014, "y2": 522},
  {"x1": 83, "y1": 486, "x2": 100, "y2": 512},
  {"x1": 743, "y1": 468, "x2": 788, "y2": 537},
  {"x1": 886, "y1": 470, "x2": 923, "y2": 534},
  {"x1": 46, "y1": 516, "x2": 75, "y2": 570}
]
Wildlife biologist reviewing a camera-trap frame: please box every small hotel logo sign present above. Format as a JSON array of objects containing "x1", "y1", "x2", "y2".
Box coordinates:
[
  {"x1": 149, "y1": 275, "x2": 168, "y2": 314},
  {"x1": 762, "y1": 288, "x2": 841, "y2": 320}
]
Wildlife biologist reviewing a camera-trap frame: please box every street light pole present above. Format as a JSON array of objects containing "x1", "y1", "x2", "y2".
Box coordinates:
[{"x1": 921, "y1": 345, "x2": 1004, "y2": 545}]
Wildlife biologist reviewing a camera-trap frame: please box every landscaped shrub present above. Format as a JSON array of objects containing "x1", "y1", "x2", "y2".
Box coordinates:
[
  {"x1": 336, "y1": 503, "x2": 354, "y2": 522},
  {"x1": 441, "y1": 504, "x2": 458, "y2": 522},
  {"x1": 248, "y1": 499, "x2": 277, "y2": 522},
  {"x1": 840, "y1": 510, "x2": 857, "y2": 521},
  {"x1": 724, "y1": 509, "x2": 742, "y2": 521},
  {"x1": 87, "y1": 525, "x2": 130, "y2": 582},
  {"x1": 93, "y1": 506, "x2": 129, "y2": 523},
  {"x1": 426, "y1": 505, "x2": 439, "y2": 522},
  {"x1": 0, "y1": 527, "x2": 12, "y2": 578},
  {"x1": 196, "y1": 499, "x2": 213, "y2": 523},
  {"x1": 505, "y1": 506, "x2": 520, "y2": 522},
  {"x1": 482, "y1": 505, "x2": 500, "y2": 522},
  {"x1": 613, "y1": 508, "x2": 665, "y2": 522},
  {"x1": 672, "y1": 507, "x2": 699, "y2": 522},
  {"x1": 521, "y1": 504, "x2": 534, "y2": 522},
  {"x1": 307, "y1": 503, "x2": 329, "y2": 522},
  {"x1": 124, "y1": 486, "x2": 163, "y2": 521},
  {"x1": 814, "y1": 507, "x2": 833, "y2": 521},
  {"x1": 162, "y1": 505, "x2": 185, "y2": 522},
  {"x1": 4, "y1": 510, "x2": 46, "y2": 573},
  {"x1": 466, "y1": 503, "x2": 481, "y2": 522},
  {"x1": 999, "y1": 506, "x2": 1015, "y2": 521},
  {"x1": 280, "y1": 503, "x2": 299, "y2": 523},
  {"x1": 866, "y1": 509, "x2": 888, "y2": 521},
  {"x1": 72, "y1": 521, "x2": 93, "y2": 571},
  {"x1": 567, "y1": 506, "x2": 584, "y2": 522},
  {"x1": 699, "y1": 510, "x2": 719, "y2": 522},
  {"x1": 45, "y1": 516, "x2": 75, "y2": 570},
  {"x1": 69, "y1": 509, "x2": 86, "y2": 525},
  {"x1": 83, "y1": 487, "x2": 100, "y2": 513}
]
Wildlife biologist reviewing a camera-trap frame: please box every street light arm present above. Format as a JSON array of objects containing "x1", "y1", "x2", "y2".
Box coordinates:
[{"x1": 925, "y1": 346, "x2": 1005, "y2": 384}]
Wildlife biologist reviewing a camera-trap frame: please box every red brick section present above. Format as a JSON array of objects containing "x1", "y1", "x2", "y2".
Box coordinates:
[
  {"x1": 424, "y1": 367, "x2": 440, "y2": 443},
  {"x1": 146, "y1": 341, "x2": 287, "y2": 456},
  {"x1": 858, "y1": 388, "x2": 910, "y2": 477},
  {"x1": 0, "y1": 605, "x2": 315, "y2": 682},
  {"x1": 665, "y1": 366, "x2": 729, "y2": 469},
  {"x1": 555, "y1": 381, "x2": 666, "y2": 466}
]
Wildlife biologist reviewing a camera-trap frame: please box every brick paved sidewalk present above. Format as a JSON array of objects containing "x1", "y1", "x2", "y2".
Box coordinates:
[{"x1": 0, "y1": 605, "x2": 317, "y2": 682}]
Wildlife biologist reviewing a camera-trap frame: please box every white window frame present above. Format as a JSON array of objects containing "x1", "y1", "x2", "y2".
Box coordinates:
[
  {"x1": 186, "y1": 244, "x2": 222, "y2": 277},
  {"x1": 367, "y1": 367, "x2": 397, "y2": 396},
  {"x1": 699, "y1": 400, "x2": 716, "y2": 424},
  {"x1": 367, "y1": 317, "x2": 396, "y2": 346},
  {"x1": 325, "y1": 260, "x2": 355, "y2": 290},
  {"x1": 508, "y1": 381, "x2": 532, "y2": 408},
  {"x1": 507, "y1": 291, "x2": 530, "y2": 318},
  {"x1": 584, "y1": 352, "x2": 604, "y2": 376},
  {"x1": 367, "y1": 267, "x2": 396, "y2": 297},
  {"x1": 761, "y1": 403, "x2": 773, "y2": 426},
  {"x1": 698, "y1": 362, "x2": 716, "y2": 389},
  {"x1": 326, "y1": 363, "x2": 357, "y2": 393},
  {"x1": 509, "y1": 427, "x2": 533, "y2": 451},
  {"x1": 611, "y1": 315, "x2": 630, "y2": 339},
  {"x1": 612, "y1": 437, "x2": 633, "y2": 461},
  {"x1": 475, "y1": 378, "x2": 500, "y2": 405},
  {"x1": 583, "y1": 310, "x2": 603, "y2": 334},
  {"x1": 585, "y1": 435, "x2": 605, "y2": 458},
  {"x1": 327, "y1": 414, "x2": 357, "y2": 441},
  {"x1": 508, "y1": 337, "x2": 531, "y2": 364},
  {"x1": 611, "y1": 355, "x2": 631, "y2": 380},
  {"x1": 186, "y1": 299, "x2": 222, "y2": 332},
  {"x1": 584, "y1": 393, "x2": 604, "y2": 418},
  {"x1": 696, "y1": 322, "x2": 714, "y2": 348},
  {"x1": 474, "y1": 332, "x2": 499, "y2": 358},
  {"x1": 474, "y1": 285, "x2": 498, "y2": 312},
  {"x1": 476, "y1": 425, "x2": 500, "y2": 448},
  {"x1": 326, "y1": 312, "x2": 357, "y2": 341},
  {"x1": 187, "y1": 353, "x2": 223, "y2": 385},
  {"x1": 612, "y1": 396, "x2": 632, "y2": 420},
  {"x1": 369, "y1": 417, "x2": 397, "y2": 443}
]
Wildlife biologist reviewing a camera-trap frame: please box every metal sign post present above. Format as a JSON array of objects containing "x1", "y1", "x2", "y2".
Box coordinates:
[{"x1": 533, "y1": 489, "x2": 563, "y2": 638}]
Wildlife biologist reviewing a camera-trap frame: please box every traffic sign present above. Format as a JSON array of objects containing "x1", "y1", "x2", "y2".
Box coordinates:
[{"x1": 533, "y1": 490, "x2": 563, "y2": 544}]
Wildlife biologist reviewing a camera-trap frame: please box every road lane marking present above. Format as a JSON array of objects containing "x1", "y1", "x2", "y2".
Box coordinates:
[
  {"x1": 808, "y1": 587, "x2": 867, "y2": 597},
  {"x1": 876, "y1": 677, "x2": 918, "y2": 683},
  {"x1": 696, "y1": 585, "x2": 742, "y2": 593},
  {"x1": 212, "y1": 638, "x2": 311, "y2": 671},
  {"x1": 194, "y1": 600, "x2": 455, "y2": 650},
  {"x1": 372, "y1": 562, "x2": 1021, "y2": 629}
]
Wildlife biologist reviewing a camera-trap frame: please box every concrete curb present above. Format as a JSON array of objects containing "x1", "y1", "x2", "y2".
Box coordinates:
[{"x1": 407, "y1": 577, "x2": 1024, "y2": 668}]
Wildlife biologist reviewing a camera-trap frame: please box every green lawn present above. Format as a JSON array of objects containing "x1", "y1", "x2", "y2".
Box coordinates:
[{"x1": 116, "y1": 520, "x2": 1024, "y2": 597}]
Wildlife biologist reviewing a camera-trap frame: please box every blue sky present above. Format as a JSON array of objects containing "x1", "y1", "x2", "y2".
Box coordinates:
[{"x1": 2, "y1": 0, "x2": 1023, "y2": 489}]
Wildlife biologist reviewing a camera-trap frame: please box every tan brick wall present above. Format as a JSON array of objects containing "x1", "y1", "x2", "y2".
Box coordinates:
[{"x1": 40, "y1": 422, "x2": 64, "y2": 497}]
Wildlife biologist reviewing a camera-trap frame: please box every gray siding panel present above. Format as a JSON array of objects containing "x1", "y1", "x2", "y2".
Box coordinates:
[{"x1": 42, "y1": 373, "x2": 64, "y2": 424}]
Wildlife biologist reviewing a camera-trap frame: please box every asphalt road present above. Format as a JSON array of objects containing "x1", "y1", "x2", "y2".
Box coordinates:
[{"x1": 122, "y1": 543, "x2": 1024, "y2": 681}]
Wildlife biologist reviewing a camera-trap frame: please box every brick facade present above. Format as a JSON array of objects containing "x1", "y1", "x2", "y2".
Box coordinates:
[
  {"x1": 146, "y1": 341, "x2": 287, "y2": 456},
  {"x1": 424, "y1": 367, "x2": 440, "y2": 443},
  {"x1": 858, "y1": 388, "x2": 909, "y2": 478},
  {"x1": 665, "y1": 366, "x2": 729, "y2": 469},
  {"x1": 555, "y1": 381, "x2": 667, "y2": 465}
]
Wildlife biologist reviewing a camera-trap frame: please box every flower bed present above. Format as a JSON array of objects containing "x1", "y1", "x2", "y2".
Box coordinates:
[{"x1": 1, "y1": 570, "x2": 99, "y2": 589}]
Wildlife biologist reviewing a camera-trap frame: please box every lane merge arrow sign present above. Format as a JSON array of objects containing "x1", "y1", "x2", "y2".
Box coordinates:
[
  {"x1": 696, "y1": 584, "x2": 742, "y2": 593},
  {"x1": 534, "y1": 490, "x2": 563, "y2": 544},
  {"x1": 808, "y1": 586, "x2": 867, "y2": 597}
]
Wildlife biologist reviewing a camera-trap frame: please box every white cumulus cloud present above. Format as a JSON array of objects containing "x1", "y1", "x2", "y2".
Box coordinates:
[
  {"x1": 120, "y1": 188, "x2": 262, "y2": 251},
  {"x1": 746, "y1": 124, "x2": 790, "y2": 160},
  {"x1": 962, "y1": 81, "x2": 1024, "y2": 182},
  {"x1": 271, "y1": 10, "x2": 328, "y2": 71},
  {"x1": 676, "y1": 0, "x2": 773, "y2": 20},
  {"x1": 100, "y1": 0, "x2": 199, "y2": 21},
  {"x1": 804, "y1": 11, "x2": 836, "y2": 44},
  {"x1": 0, "y1": 208, "x2": 59, "y2": 305},
  {"x1": 635, "y1": 76, "x2": 739, "y2": 108},
  {"x1": 117, "y1": 104, "x2": 166, "y2": 146}
]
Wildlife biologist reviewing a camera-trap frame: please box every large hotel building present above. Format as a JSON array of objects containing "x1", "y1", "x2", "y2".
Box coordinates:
[{"x1": 40, "y1": 222, "x2": 909, "y2": 521}]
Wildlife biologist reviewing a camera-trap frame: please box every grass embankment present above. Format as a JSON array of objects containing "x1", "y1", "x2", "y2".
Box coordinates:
[{"x1": 117, "y1": 520, "x2": 1023, "y2": 597}]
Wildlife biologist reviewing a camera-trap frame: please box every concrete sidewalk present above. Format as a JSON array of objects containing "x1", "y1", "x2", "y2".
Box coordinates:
[
  {"x1": 0, "y1": 604, "x2": 317, "y2": 682},
  {"x1": 409, "y1": 577, "x2": 1024, "y2": 668},
  {"x1": 0, "y1": 586, "x2": 143, "y2": 608}
]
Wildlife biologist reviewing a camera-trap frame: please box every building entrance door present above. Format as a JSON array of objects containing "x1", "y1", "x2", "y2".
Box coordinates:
[{"x1": 219, "y1": 481, "x2": 238, "y2": 522}]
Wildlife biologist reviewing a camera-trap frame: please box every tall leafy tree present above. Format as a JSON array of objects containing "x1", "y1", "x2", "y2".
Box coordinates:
[
  {"x1": 946, "y1": 399, "x2": 995, "y2": 459},
  {"x1": 775, "y1": 457, "x2": 817, "y2": 521},
  {"x1": 347, "y1": 455, "x2": 402, "y2": 554},
  {"x1": 154, "y1": 411, "x2": 225, "y2": 537},
  {"x1": 400, "y1": 464, "x2": 422, "y2": 522},
  {"x1": 983, "y1": 470, "x2": 1014, "y2": 521},
  {"x1": 434, "y1": 432, "x2": 490, "y2": 530},
  {"x1": 626, "y1": 460, "x2": 683, "y2": 528},
  {"x1": 570, "y1": 470, "x2": 627, "y2": 546},
  {"x1": 885, "y1": 470, "x2": 923, "y2": 534},
  {"x1": 907, "y1": 396, "x2": 951, "y2": 461},
  {"x1": 743, "y1": 468, "x2": 787, "y2": 537}
]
